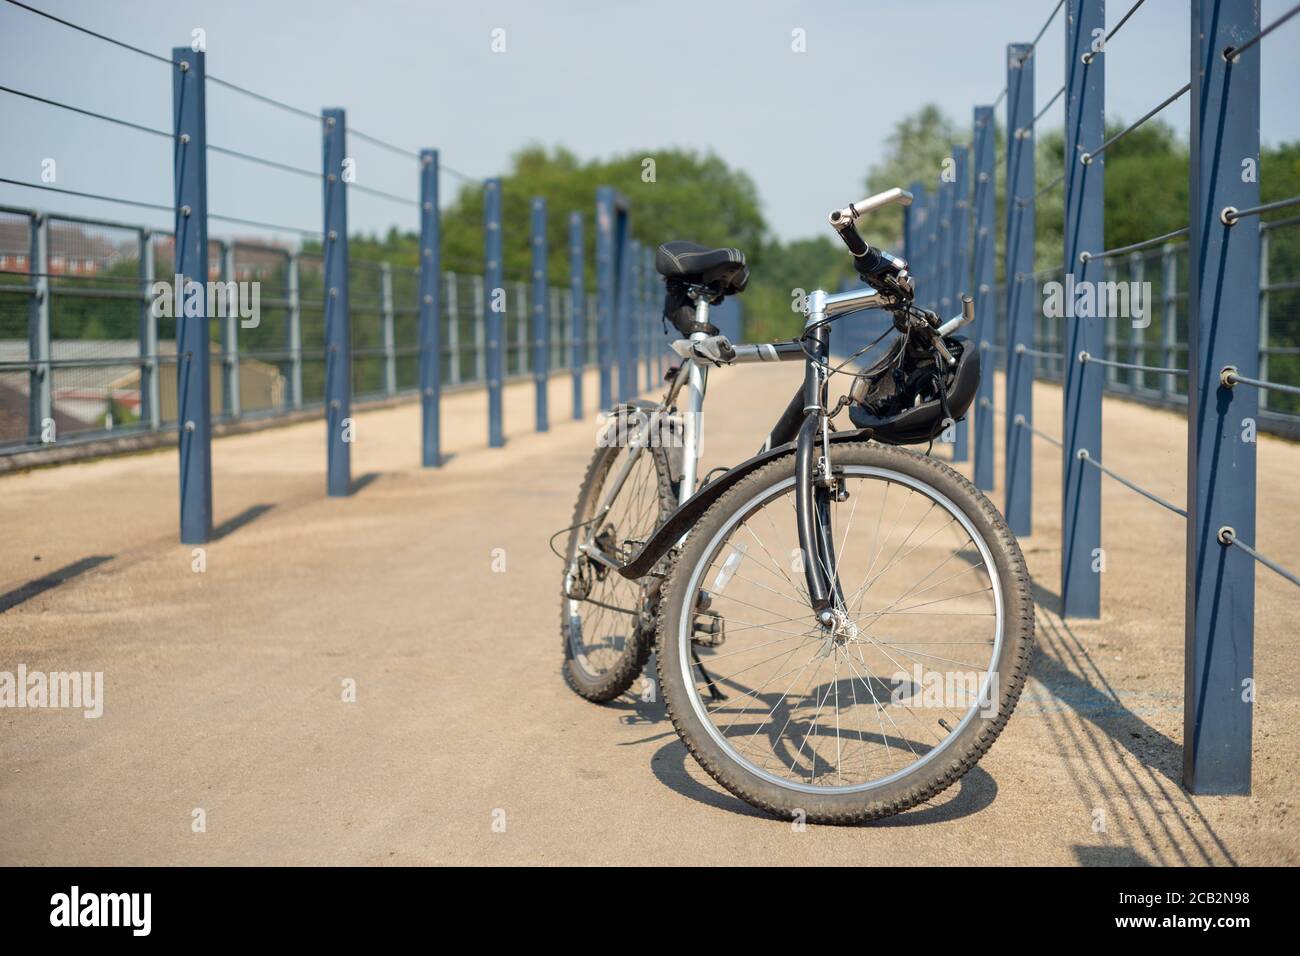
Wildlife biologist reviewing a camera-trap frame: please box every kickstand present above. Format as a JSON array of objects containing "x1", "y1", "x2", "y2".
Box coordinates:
[{"x1": 692, "y1": 645, "x2": 726, "y2": 701}]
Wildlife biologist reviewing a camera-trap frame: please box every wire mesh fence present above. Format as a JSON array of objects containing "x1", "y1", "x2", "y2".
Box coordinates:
[
  {"x1": 0, "y1": 204, "x2": 597, "y2": 455},
  {"x1": 978, "y1": 216, "x2": 1300, "y2": 434}
]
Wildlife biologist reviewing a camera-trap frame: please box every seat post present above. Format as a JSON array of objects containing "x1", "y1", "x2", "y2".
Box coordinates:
[{"x1": 679, "y1": 299, "x2": 710, "y2": 505}]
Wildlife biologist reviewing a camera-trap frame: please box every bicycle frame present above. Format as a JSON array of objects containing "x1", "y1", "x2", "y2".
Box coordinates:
[{"x1": 581, "y1": 286, "x2": 890, "y2": 620}]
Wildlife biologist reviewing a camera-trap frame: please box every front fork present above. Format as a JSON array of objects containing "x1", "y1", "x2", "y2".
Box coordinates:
[{"x1": 794, "y1": 319, "x2": 846, "y2": 620}]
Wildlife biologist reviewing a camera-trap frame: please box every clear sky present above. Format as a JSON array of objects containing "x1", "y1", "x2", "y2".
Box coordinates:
[{"x1": 1, "y1": 0, "x2": 1298, "y2": 246}]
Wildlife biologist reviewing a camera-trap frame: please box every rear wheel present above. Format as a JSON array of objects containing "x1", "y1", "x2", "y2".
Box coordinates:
[
  {"x1": 656, "y1": 442, "x2": 1034, "y2": 822},
  {"x1": 560, "y1": 407, "x2": 676, "y2": 703}
]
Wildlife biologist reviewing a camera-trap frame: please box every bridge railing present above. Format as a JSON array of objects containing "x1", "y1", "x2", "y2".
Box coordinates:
[
  {"x1": 900, "y1": 0, "x2": 1300, "y2": 796},
  {"x1": 0, "y1": 200, "x2": 602, "y2": 453},
  {"x1": 1, "y1": 0, "x2": 693, "y2": 538}
]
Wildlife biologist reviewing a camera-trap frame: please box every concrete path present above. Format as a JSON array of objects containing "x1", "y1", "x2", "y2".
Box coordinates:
[{"x1": 1, "y1": 363, "x2": 1296, "y2": 865}]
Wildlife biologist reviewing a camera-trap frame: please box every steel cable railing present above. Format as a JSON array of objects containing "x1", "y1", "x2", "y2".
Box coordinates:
[
  {"x1": 207, "y1": 211, "x2": 322, "y2": 237},
  {"x1": 1221, "y1": 367, "x2": 1300, "y2": 399},
  {"x1": 1031, "y1": 0, "x2": 1066, "y2": 47},
  {"x1": 1033, "y1": 85, "x2": 1065, "y2": 126},
  {"x1": 1076, "y1": 449, "x2": 1187, "y2": 517},
  {"x1": 1078, "y1": 352, "x2": 1185, "y2": 378},
  {"x1": 1078, "y1": 226, "x2": 1190, "y2": 263},
  {"x1": 1222, "y1": 195, "x2": 1300, "y2": 225},
  {"x1": 1223, "y1": 1, "x2": 1300, "y2": 60},
  {"x1": 988, "y1": 0, "x2": 1064, "y2": 165},
  {"x1": 1218, "y1": 528, "x2": 1300, "y2": 588},
  {"x1": 0, "y1": 0, "x2": 529, "y2": 469},
  {"x1": 968, "y1": 0, "x2": 1300, "y2": 775},
  {"x1": 1017, "y1": 172, "x2": 1065, "y2": 208},
  {"x1": 1014, "y1": 344, "x2": 1063, "y2": 361},
  {"x1": 1, "y1": 0, "x2": 485, "y2": 197},
  {"x1": 1080, "y1": 82, "x2": 1191, "y2": 166},
  {"x1": 1012, "y1": 413, "x2": 1063, "y2": 448},
  {"x1": 0, "y1": 176, "x2": 172, "y2": 212},
  {"x1": 1, "y1": 0, "x2": 171, "y2": 63},
  {"x1": 0, "y1": 0, "x2": 650, "y2": 486},
  {"x1": 205, "y1": 73, "x2": 320, "y2": 123},
  {"x1": 1081, "y1": 0, "x2": 1148, "y2": 63},
  {"x1": 0, "y1": 83, "x2": 172, "y2": 138}
]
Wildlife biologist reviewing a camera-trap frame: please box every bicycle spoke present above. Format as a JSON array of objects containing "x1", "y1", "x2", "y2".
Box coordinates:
[
  {"x1": 676, "y1": 464, "x2": 1004, "y2": 794},
  {"x1": 846, "y1": 645, "x2": 941, "y2": 747}
]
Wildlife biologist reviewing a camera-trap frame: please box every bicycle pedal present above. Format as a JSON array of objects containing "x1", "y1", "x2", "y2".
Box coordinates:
[{"x1": 691, "y1": 609, "x2": 726, "y2": 647}]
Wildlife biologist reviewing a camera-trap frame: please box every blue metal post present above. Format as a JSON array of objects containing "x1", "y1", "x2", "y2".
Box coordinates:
[
  {"x1": 951, "y1": 143, "x2": 971, "y2": 461},
  {"x1": 924, "y1": 186, "x2": 941, "y2": 313},
  {"x1": 628, "y1": 239, "x2": 642, "y2": 394},
  {"x1": 484, "y1": 177, "x2": 504, "y2": 446},
  {"x1": 1185, "y1": 0, "x2": 1260, "y2": 795},
  {"x1": 642, "y1": 240, "x2": 652, "y2": 392},
  {"x1": 937, "y1": 158, "x2": 955, "y2": 320},
  {"x1": 615, "y1": 213, "x2": 633, "y2": 402},
  {"x1": 172, "y1": 47, "x2": 212, "y2": 542},
  {"x1": 568, "y1": 211, "x2": 584, "y2": 420},
  {"x1": 321, "y1": 108, "x2": 352, "y2": 496},
  {"x1": 646, "y1": 245, "x2": 661, "y2": 383},
  {"x1": 972, "y1": 106, "x2": 997, "y2": 491},
  {"x1": 640, "y1": 243, "x2": 650, "y2": 389},
  {"x1": 904, "y1": 181, "x2": 927, "y2": 314},
  {"x1": 531, "y1": 197, "x2": 549, "y2": 432},
  {"x1": 903, "y1": 180, "x2": 924, "y2": 264},
  {"x1": 1004, "y1": 42, "x2": 1035, "y2": 537},
  {"x1": 595, "y1": 186, "x2": 615, "y2": 409},
  {"x1": 1061, "y1": 0, "x2": 1105, "y2": 617},
  {"x1": 29, "y1": 213, "x2": 50, "y2": 441},
  {"x1": 640, "y1": 243, "x2": 651, "y2": 389},
  {"x1": 913, "y1": 189, "x2": 930, "y2": 311},
  {"x1": 418, "y1": 149, "x2": 441, "y2": 466}
]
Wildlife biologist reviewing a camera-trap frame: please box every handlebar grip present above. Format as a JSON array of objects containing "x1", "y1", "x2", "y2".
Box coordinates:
[
  {"x1": 850, "y1": 187, "x2": 913, "y2": 217},
  {"x1": 829, "y1": 213, "x2": 907, "y2": 282}
]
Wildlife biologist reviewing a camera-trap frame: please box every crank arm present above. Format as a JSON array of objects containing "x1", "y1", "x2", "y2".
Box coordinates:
[{"x1": 578, "y1": 541, "x2": 623, "y2": 572}]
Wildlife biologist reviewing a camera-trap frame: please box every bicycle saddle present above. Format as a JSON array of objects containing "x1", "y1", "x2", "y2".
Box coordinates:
[{"x1": 655, "y1": 241, "x2": 749, "y2": 296}]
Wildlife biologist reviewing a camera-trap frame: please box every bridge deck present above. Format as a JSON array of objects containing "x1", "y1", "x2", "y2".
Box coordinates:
[{"x1": 1, "y1": 365, "x2": 1296, "y2": 865}]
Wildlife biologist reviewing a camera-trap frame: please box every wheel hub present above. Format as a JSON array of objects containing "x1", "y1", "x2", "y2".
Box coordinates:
[{"x1": 819, "y1": 608, "x2": 859, "y2": 646}]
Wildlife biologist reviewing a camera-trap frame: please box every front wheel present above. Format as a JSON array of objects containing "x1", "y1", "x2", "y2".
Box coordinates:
[{"x1": 656, "y1": 441, "x2": 1034, "y2": 823}]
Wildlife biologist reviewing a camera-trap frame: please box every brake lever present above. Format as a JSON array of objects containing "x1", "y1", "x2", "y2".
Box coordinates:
[
  {"x1": 895, "y1": 306, "x2": 956, "y2": 366},
  {"x1": 929, "y1": 329, "x2": 957, "y2": 367},
  {"x1": 867, "y1": 271, "x2": 915, "y2": 302}
]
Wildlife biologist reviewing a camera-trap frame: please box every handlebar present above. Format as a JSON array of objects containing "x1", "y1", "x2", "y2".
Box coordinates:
[
  {"x1": 936, "y1": 295, "x2": 976, "y2": 337},
  {"x1": 828, "y1": 189, "x2": 913, "y2": 287},
  {"x1": 828, "y1": 212, "x2": 909, "y2": 284},
  {"x1": 830, "y1": 187, "x2": 913, "y2": 222}
]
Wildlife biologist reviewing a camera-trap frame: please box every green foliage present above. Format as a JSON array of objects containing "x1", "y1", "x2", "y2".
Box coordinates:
[
  {"x1": 1098, "y1": 119, "x2": 1188, "y2": 253},
  {"x1": 744, "y1": 236, "x2": 854, "y2": 342},
  {"x1": 365, "y1": 144, "x2": 835, "y2": 341},
  {"x1": 863, "y1": 104, "x2": 967, "y2": 250},
  {"x1": 1260, "y1": 141, "x2": 1300, "y2": 413},
  {"x1": 402, "y1": 145, "x2": 768, "y2": 291}
]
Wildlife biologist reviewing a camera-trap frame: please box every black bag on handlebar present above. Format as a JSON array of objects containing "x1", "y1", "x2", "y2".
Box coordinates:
[{"x1": 848, "y1": 336, "x2": 980, "y2": 444}]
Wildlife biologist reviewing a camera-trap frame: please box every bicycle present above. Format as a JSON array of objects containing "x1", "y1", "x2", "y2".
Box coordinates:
[{"x1": 558, "y1": 187, "x2": 1034, "y2": 823}]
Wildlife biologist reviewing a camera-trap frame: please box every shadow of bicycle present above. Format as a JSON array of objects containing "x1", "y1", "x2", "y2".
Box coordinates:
[{"x1": 613, "y1": 651, "x2": 998, "y2": 825}]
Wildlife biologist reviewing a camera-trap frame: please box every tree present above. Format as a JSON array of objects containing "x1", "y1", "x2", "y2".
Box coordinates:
[
  {"x1": 863, "y1": 104, "x2": 965, "y2": 250},
  {"x1": 351, "y1": 144, "x2": 828, "y2": 341}
]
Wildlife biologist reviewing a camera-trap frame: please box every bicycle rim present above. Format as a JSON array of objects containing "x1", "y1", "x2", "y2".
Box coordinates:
[
  {"x1": 566, "y1": 443, "x2": 667, "y2": 681},
  {"x1": 675, "y1": 465, "x2": 1005, "y2": 796}
]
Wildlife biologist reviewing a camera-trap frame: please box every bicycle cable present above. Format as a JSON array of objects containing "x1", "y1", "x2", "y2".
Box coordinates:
[{"x1": 549, "y1": 517, "x2": 594, "y2": 562}]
